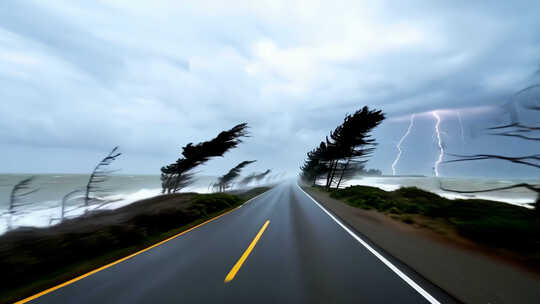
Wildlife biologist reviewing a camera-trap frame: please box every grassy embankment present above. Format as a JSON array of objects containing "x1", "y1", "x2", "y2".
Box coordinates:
[
  {"x1": 0, "y1": 187, "x2": 269, "y2": 304},
  {"x1": 324, "y1": 185, "x2": 540, "y2": 264}
]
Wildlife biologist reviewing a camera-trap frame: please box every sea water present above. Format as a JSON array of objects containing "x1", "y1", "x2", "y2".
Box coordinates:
[{"x1": 0, "y1": 174, "x2": 216, "y2": 235}]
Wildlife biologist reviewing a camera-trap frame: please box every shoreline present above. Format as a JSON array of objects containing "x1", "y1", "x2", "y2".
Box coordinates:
[
  {"x1": 342, "y1": 176, "x2": 538, "y2": 208},
  {"x1": 302, "y1": 185, "x2": 540, "y2": 304}
]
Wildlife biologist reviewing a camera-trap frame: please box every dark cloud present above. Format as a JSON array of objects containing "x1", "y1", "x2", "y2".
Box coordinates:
[
  {"x1": 0, "y1": 1, "x2": 539, "y2": 177},
  {"x1": 0, "y1": 1, "x2": 126, "y2": 84}
]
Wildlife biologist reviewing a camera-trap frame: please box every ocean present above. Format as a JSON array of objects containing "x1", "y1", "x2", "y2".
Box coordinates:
[
  {"x1": 0, "y1": 174, "x2": 216, "y2": 235},
  {"x1": 1, "y1": 174, "x2": 537, "y2": 235}
]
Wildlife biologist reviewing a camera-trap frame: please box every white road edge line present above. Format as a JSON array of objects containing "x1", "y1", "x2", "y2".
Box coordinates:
[{"x1": 297, "y1": 185, "x2": 441, "y2": 304}]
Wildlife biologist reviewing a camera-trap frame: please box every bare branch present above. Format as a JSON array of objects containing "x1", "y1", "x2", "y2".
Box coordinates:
[
  {"x1": 444, "y1": 153, "x2": 540, "y2": 169},
  {"x1": 9, "y1": 176, "x2": 39, "y2": 211},
  {"x1": 488, "y1": 133, "x2": 540, "y2": 141},
  {"x1": 513, "y1": 84, "x2": 540, "y2": 98},
  {"x1": 440, "y1": 181, "x2": 539, "y2": 194},
  {"x1": 488, "y1": 123, "x2": 540, "y2": 131},
  {"x1": 7, "y1": 176, "x2": 39, "y2": 230}
]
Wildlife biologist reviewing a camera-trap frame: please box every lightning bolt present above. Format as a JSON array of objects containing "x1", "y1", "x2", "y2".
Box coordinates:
[
  {"x1": 432, "y1": 111, "x2": 444, "y2": 177},
  {"x1": 391, "y1": 114, "x2": 415, "y2": 176}
]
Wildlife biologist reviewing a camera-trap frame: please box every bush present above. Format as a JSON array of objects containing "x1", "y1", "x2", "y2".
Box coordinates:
[{"x1": 329, "y1": 185, "x2": 540, "y2": 251}]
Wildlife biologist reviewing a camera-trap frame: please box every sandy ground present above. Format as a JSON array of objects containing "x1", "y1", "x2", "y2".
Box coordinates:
[{"x1": 303, "y1": 186, "x2": 540, "y2": 304}]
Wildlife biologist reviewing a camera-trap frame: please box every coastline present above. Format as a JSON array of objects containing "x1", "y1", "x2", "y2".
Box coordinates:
[
  {"x1": 302, "y1": 186, "x2": 540, "y2": 304},
  {"x1": 0, "y1": 174, "x2": 218, "y2": 235},
  {"x1": 343, "y1": 176, "x2": 538, "y2": 208}
]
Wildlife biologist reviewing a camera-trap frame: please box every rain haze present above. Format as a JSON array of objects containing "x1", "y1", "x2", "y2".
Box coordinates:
[{"x1": 1, "y1": 0, "x2": 539, "y2": 178}]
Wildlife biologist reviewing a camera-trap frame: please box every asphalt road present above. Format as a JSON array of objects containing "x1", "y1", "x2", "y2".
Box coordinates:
[{"x1": 29, "y1": 182, "x2": 451, "y2": 304}]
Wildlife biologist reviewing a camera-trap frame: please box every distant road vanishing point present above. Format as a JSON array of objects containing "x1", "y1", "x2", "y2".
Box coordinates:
[{"x1": 20, "y1": 181, "x2": 454, "y2": 304}]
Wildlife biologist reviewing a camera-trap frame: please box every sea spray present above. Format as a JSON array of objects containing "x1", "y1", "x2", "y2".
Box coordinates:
[{"x1": 0, "y1": 174, "x2": 216, "y2": 234}]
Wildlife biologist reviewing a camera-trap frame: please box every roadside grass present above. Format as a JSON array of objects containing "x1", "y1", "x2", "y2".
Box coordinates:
[
  {"x1": 326, "y1": 185, "x2": 540, "y2": 255},
  {"x1": 0, "y1": 187, "x2": 269, "y2": 304}
]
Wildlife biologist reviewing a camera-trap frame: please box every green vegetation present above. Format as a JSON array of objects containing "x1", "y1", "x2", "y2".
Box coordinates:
[
  {"x1": 0, "y1": 187, "x2": 269, "y2": 304},
  {"x1": 328, "y1": 185, "x2": 540, "y2": 252}
]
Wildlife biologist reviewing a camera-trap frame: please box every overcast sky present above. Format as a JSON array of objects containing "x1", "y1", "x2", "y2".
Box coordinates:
[{"x1": 1, "y1": 1, "x2": 539, "y2": 178}]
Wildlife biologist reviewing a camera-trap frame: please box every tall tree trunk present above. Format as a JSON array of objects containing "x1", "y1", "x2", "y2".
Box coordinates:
[
  {"x1": 336, "y1": 159, "x2": 350, "y2": 189},
  {"x1": 168, "y1": 174, "x2": 177, "y2": 194},
  {"x1": 325, "y1": 160, "x2": 334, "y2": 188},
  {"x1": 327, "y1": 160, "x2": 339, "y2": 190},
  {"x1": 173, "y1": 174, "x2": 183, "y2": 193}
]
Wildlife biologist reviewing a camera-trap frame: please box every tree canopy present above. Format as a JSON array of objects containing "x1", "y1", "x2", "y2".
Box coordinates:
[
  {"x1": 239, "y1": 169, "x2": 272, "y2": 186},
  {"x1": 300, "y1": 106, "x2": 385, "y2": 189},
  {"x1": 215, "y1": 160, "x2": 256, "y2": 192},
  {"x1": 161, "y1": 123, "x2": 249, "y2": 193}
]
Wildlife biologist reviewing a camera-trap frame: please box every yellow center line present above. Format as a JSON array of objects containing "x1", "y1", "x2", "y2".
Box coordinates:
[
  {"x1": 224, "y1": 220, "x2": 270, "y2": 283},
  {"x1": 14, "y1": 190, "x2": 270, "y2": 304},
  {"x1": 15, "y1": 206, "x2": 245, "y2": 304}
]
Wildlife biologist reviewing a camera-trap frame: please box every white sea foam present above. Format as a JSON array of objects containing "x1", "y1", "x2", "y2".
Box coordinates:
[
  {"x1": 0, "y1": 186, "x2": 213, "y2": 235},
  {"x1": 342, "y1": 177, "x2": 537, "y2": 208}
]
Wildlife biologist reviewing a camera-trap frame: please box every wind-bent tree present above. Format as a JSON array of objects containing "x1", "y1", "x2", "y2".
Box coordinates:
[
  {"x1": 254, "y1": 169, "x2": 271, "y2": 182},
  {"x1": 161, "y1": 123, "x2": 249, "y2": 193},
  {"x1": 331, "y1": 107, "x2": 385, "y2": 189},
  {"x1": 300, "y1": 150, "x2": 324, "y2": 185},
  {"x1": 215, "y1": 160, "x2": 256, "y2": 192},
  {"x1": 300, "y1": 143, "x2": 331, "y2": 186},
  {"x1": 239, "y1": 169, "x2": 271, "y2": 186},
  {"x1": 300, "y1": 106, "x2": 385, "y2": 189},
  {"x1": 50, "y1": 189, "x2": 81, "y2": 224},
  {"x1": 239, "y1": 173, "x2": 256, "y2": 186},
  {"x1": 441, "y1": 84, "x2": 540, "y2": 211},
  {"x1": 84, "y1": 146, "x2": 122, "y2": 211},
  {"x1": 161, "y1": 172, "x2": 194, "y2": 194},
  {"x1": 7, "y1": 176, "x2": 38, "y2": 230}
]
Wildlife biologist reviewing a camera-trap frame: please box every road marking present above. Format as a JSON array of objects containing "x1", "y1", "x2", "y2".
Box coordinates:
[
  {"x1": 296, "y1": 185, "x2": 441, "y2": 304},
  {"x1": 224, "y1": 220, "x2": 270, "y2": 283},
  {"x1": 15, "y1": 191, "x2": 270, "y2": 304}
]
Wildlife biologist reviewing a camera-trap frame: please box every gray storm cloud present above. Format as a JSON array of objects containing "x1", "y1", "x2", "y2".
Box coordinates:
[{"x1": 1, "y1": 0, "x2": 539, "y2": 177}]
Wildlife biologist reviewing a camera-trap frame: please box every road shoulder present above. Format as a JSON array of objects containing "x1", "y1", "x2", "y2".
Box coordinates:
[{"x1": 302, "y1": 186, "x2": 540, "y2": 304}]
